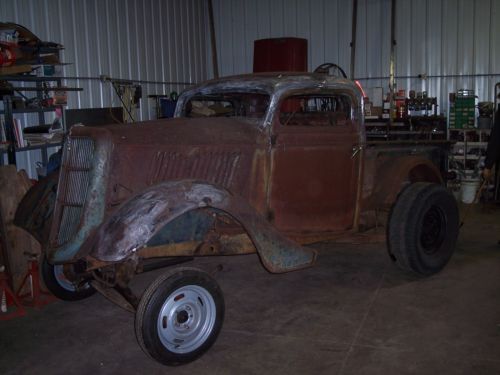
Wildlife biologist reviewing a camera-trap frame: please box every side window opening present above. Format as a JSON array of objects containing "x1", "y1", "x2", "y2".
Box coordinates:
[{"x1": 279, "y1": 93, "x2": 352, "y2": 127}]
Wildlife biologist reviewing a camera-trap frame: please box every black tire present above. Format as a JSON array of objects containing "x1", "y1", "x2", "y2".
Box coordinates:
[
  {"x1": 14, "y1": 171, "x2": 59, "y2": 245},
  {"x1": 41, "y1": 257, "x2": 96, "y2": 301},
  {"x1": 135, "y1": 267, "x2": 225, "y2": 366},
  {"x1": 387, "y1": 182, "x2": 459, "y2": 276}
]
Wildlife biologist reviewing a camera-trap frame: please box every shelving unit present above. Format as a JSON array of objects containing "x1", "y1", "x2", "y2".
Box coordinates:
[
  {"x1": 0, "y1": 75, "x2": 82, "y2": 167},
  {"x1": 365, "y1": 116, "x2": 447, "y2": 141},
  {"x1": 447, "y1": 128, "x2": 490, "y2": 174},
  {"x1": 446, "y1": 90, "x2": 487, "y2": 176}
]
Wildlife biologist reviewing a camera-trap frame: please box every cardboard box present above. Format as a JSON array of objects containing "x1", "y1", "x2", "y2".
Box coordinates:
[{"x1": 371, "y1": 107, "x2": 383, "y2": 117}]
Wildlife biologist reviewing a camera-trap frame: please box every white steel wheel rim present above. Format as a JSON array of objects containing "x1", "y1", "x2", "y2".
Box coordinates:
[
  {"x1": 157, "y1": 284, "x2": 216, "y2": 354},
  {"x1": 53, "y1": 264, "x2": 78, "y2": 291}
]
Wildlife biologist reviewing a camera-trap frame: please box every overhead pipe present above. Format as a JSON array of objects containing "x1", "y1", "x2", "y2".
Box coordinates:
[
  {"x1": 349, "y1": 0, "x2": 358, "y2": 80},
  {"x1": 355, "y1": 73, "x2": 500, "y2": 81},
  {"x1": 207, "y1": 0, "x2": 219, "y2": 79},
  {"x1": 389, "y1": 0, "x2": 396, "y2": 126},
  {"x1": 1, "y1": 75, "x2": 195, "y2": 86}
]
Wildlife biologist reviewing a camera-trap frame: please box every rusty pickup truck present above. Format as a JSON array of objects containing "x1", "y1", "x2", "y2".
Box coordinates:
[{"x1": 16, "y1": 73, "x2": 458, "y2": 365}]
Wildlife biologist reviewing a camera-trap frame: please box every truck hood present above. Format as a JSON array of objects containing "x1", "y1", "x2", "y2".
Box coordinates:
[
  {"x1": 69, "y1": 117, "x2": 268, "y2": 147},
  {"x1": 66, "y1": 116, "x2": 270, "y2": 213}
]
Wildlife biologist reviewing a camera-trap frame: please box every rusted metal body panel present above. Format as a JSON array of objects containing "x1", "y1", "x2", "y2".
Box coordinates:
[
  {"x1": 47, "y1": 128, "x2": 113, "y2": 263},
  {"x1": 269, "y1": 124, "x2": 361, "y2": 233},
  {"x1": 174, "y1": 73, "x2": 364, "y2": 130},
  {"x1": 85, "y1": 181, "x2": 316, "y2": 273},
  {"x1": 47, "y1": 117, "x2": 271, "y2": 264},
  {"x1": 100, "y1": 118, "x2": 269, "y2": 212},
  {"x1": 138, "y1": 233, "x2": 255, "y2": 259},
  {"x1": 361, "y1": 142, "x2": 449, "y2": 211},
  {"x1": 41, "y1": 73, "x2": 451, "y2": 274}
]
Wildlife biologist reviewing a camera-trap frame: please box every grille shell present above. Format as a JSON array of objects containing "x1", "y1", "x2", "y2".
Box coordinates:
[{"x1": 54, "y1": 137, "x2": 95, "y2": 246}]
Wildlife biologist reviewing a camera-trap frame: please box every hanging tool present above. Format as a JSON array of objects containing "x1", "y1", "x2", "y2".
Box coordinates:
[{"x1": 100, "y1": 75, "x2": 142, "y2": 123}]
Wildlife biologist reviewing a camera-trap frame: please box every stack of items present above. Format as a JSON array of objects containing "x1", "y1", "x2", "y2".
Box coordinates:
[
  {"x1": 449, "y1": 90, "x2": 476, "y2": 128},
  {"x1": 0, "y1": 22, "x2": 62, "y2": 75},
  {"x1": 364, "y1": 87, "x2": 384, "y2": 119},
  {"x1": 9, "y1": 118, "x2": 64, "y2": 148},
  {"x1": 406, "y1": 91, "x2": 438, "y2": 117},
  {"x1": 22, "y1": 119, "x2": 63, "y2": 146},
  {"x1": 477, "y1": 101, "x2": 494, "y2": 129}
]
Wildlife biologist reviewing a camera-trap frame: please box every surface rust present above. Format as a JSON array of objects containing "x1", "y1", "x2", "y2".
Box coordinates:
[
  {"x1": 44, "y1": 73, "x2": 451, "y2": 273},
  {"x1": 86, "y1": 180, "x2": 316, "y2": 273},
  {"x1": 138, "y1": 233, "x2": 255, "y2": 258}
]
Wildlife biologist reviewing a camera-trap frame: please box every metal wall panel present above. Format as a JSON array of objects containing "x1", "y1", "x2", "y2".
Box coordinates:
[
  {"x1": 1, "y1": 0, "x2": 209, "y2": 177},
  {"x1": 211, "y1": 0, "x2": 500, "y2": 112}
]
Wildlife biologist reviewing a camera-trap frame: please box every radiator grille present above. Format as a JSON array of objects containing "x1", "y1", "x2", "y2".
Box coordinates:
[
  {"x1": 149, "y1": 151, "x2": 241, "y2": 188},
  {"x1": 55, "y1": 137, "x2": 95, "y2": 246}
]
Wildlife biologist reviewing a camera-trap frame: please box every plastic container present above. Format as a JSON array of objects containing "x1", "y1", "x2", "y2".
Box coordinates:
[
  {"x1": 460, "y1": 179, "x2": 480, "y2": 204},
  {"x1": 159, "y1": 98, "x2": 177, "y2": 118}
]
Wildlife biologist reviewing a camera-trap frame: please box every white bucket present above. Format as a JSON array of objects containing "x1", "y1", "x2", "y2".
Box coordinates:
[{"x1": 460, "y1": 179, "x2": 480, "y2": 204}]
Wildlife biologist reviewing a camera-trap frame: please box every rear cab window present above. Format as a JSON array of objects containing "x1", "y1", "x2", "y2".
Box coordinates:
[{"x1": 279, "y1": 93, "x2": 353, "y2": 127}]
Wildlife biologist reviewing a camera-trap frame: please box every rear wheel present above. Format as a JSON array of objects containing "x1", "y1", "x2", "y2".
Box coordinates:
[
  {"x1": 387, "y1": 182, "x2": 459, "y2": 276},
  {"x1": 41, "y1": 257, "x2": 95, "y2": 301},
  {"x1": 135, "y1": 267, "x2": 224, "y2": 366}
]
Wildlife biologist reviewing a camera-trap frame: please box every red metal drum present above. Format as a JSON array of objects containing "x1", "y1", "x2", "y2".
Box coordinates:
[{"x1": 253, "y1": 37, "x2": 307, "y2": 73}]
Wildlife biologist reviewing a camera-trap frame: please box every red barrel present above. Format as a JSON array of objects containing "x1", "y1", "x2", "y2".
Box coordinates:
[{"x1": 253, "y1": 37, "x2": 308, "y2": 73}]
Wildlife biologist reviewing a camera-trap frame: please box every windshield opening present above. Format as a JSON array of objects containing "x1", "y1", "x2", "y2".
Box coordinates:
[{"x1": 183, "y1": 92, "x2": 270, "y2": 124}]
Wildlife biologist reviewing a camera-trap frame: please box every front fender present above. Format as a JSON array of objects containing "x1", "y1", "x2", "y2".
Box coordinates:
[{"x1": 86, "y1": 180, "x2": 316, "y2": 273}]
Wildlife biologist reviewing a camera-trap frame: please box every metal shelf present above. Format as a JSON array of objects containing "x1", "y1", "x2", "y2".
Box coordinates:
[
  {"x1": 364, "y1": 122, "x2": 406, "y2": 127},
  {"x1": 449, "y1": 128, "x2": 491, "y2": 132},
  {"x1": 0, "y1": 142, "x2": 62, "y2": 154},
  {"x1": 12, "y1": 87, "x2": 83, "y2": 92},
  {"x1": 0, "y1": 75, "x2": 67, "y2": 82},
  {"x1": 451, "y1": 154, "x2": 482, "y2": 160},
  {"x1": 453, "y1": 141, "x2": 488, "y2": 146},
  {"x1": 0, "y1": 106, "x2": 62, "y2": 115}
]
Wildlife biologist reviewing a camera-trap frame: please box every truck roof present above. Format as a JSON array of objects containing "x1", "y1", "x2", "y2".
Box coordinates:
[
  {"x1": 182, "y1": 72, "x2": 362, "y2": 96},
  {"x1": 175, "y1": 73, "x2": 364, "y2": 125}
]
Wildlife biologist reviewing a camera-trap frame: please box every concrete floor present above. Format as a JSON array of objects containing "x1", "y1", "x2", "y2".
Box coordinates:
[{"x1": 1, "y1": 204, "x2": 500, "y2": 375}]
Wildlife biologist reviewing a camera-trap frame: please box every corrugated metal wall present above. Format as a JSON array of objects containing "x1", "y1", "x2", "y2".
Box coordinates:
[
  {"x1": 1, "y1": 0, "x2": 209, "y2": 177},
  {"x1": 211, "y1": 0, "x2": 500, "y2": 112},
  {"x1": 3, "y1": 0, "x2": 500, "y2": 177}
]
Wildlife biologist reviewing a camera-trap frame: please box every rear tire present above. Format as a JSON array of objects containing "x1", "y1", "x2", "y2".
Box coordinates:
[
  {"x1": 387, "y1": 182, "x2": 459, "y2": 276},
  {"x1": 41, "y1": 257, "x2": 96, "y2": 301},
  {"x1": 135, "y1": 267, "x2": 224, "y2": 366}
]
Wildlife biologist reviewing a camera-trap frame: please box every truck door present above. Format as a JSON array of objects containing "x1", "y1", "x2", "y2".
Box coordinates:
[{"x1": 268, "y1": 92, "x2": 361, "y2": 233}]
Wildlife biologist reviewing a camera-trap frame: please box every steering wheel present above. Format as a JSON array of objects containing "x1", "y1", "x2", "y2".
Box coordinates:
[{"x1": 313, "y1": 63, "x2": 347, "y2": 78}]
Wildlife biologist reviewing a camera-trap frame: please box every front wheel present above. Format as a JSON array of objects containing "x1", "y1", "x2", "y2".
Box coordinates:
[
  {"x1": 387, "y1": 182, "x2": 459, "y2": 276},
  {"x1": 135, "y1": 267, "x2": 224, "y2": 366},
  {"x1": 41, "y1": 257, "x2": 96, "y2": 301}
]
